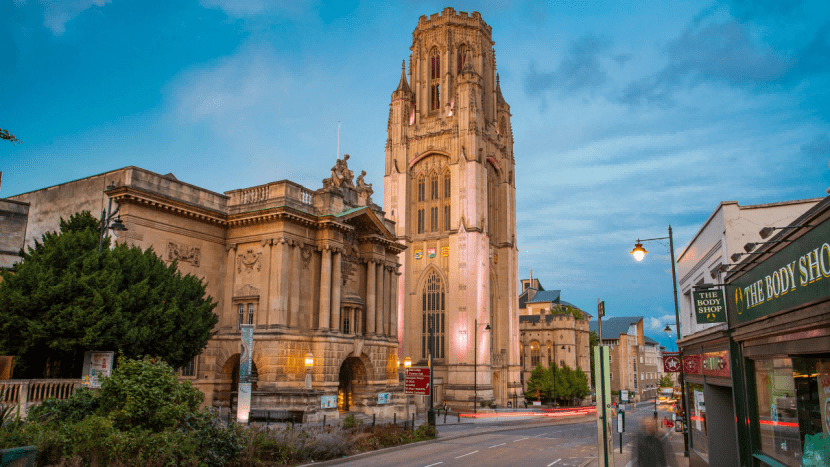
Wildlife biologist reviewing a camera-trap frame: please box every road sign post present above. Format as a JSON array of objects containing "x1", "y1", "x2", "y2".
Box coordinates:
[
  {"x1": 405, "y1": 367, "x2": 431, "y2": 396},
  {"x1": 594, "y1": 346, "x2": 615, "y2": 467}
]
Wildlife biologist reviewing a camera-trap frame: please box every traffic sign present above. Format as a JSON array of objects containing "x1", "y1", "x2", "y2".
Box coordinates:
[{"x1": 405, "y1": 367, "x2": 431, "y2": 395}]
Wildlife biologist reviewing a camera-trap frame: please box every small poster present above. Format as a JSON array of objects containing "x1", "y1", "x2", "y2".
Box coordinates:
[
  {"x1": 441, "y1": 246, "x2": 449, "y2": 257},
  {"x1": 81, "y1": 351, "x2": 114, "y2": 388},
  {"x1": 378, "y1": 392, "x2": 391, "y2": 405},
  {"x1": 427, "y1": 248, "x2": 436, "y2": 258},
  {"x1": 321, "y1": 395, "x2": 337, "y2": 409},
  {"x1": 414, "y1": 250, "x2": 423, "y2": 259}
]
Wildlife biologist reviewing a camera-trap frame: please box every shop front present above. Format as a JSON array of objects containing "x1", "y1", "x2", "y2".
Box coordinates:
[
  {"x1": 727, "y1": 196, "x2": 830, "y2": 467},
  {"x1": 678, "y1": 325, "x2": 740, "y2": 467}
]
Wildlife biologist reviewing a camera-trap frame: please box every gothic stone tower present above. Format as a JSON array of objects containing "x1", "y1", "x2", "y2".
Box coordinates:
[{"x1": 384, "y1": 8, "x2": 520, "y2": 409}]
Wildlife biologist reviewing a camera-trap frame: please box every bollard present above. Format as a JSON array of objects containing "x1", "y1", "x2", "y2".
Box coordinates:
[
  {"x1": 322, "y1": 415, "x2": 326, "y2": 427},
  {"x1": 457, "y1": 413, "x2": 460, "y2": 423},
  {"x1": 394, "y1": 413, "x2": 397, "y2": 425},
  {"x1": 372, "y1": 413, "x2": 376, "y2": 427},
  {"x1": 412, "y1": 413, "x2": 415, "y2": 431},
  {"x1": 444, "y1": 409, "x2": 448, "y2": 424}
]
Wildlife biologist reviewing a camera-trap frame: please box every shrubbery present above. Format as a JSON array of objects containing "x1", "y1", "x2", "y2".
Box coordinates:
[{"x1": 0, "y1": 356, "x2": 437, "y2": 466}]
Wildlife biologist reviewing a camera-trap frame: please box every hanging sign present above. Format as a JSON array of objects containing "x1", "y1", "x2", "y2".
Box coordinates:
[
  {"x1": 237, "y1": 324, "x2": 254, "y2": 424},
  {"x1": 663, "y1": 352, "x2": 682, "y2": 373},
  {"x1": 683, "y1": 355, "x2": 701, "y2": 375},
  {"x1": 693, "y1": 289, "x2": 726, "y2": 323}
]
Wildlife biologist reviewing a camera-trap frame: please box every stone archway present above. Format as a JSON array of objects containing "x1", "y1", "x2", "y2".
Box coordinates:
[
  {"x1": 338, "y1": 356, "x2": 367, "y2": 413},
  {"x1": 221, "y1": 354, "x2": 258, "y2": 414}
]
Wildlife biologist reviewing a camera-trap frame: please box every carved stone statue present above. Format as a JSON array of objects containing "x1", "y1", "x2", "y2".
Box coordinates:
[
  {"x1": 356, "y1": 170, "x2": 374, "y2": 206},
  {"x1": 325, "y1": 154, "x2": 355, "y2": 190}
]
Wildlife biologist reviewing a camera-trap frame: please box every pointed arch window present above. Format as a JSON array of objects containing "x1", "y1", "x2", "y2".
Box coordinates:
[
  {"x1": 530, "y1": 341, "x2": 540, "y2": 368},
  {"x1": 421, "y1": 270, "x2": 446, "y2": 360},
  {"x1": 487, "y1": 164, "x2": 499, "y2": 239},
  {"x1": 443, "y1": 171, "x2": 451, "y2": 231},
  {"x1": 430, "y1": 48, "x2": 441, "y2": 111}
]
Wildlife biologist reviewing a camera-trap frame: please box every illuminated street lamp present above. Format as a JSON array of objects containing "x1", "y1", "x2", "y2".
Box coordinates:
[
  {"x1": 304, "y1": 352, "x2": 314, "y2": 389},
  {"x1": 473, "y1": 319, "x2": 492, "y2": 415},
  {"x1": 630, "y1": 225, "x2": 689, "y2": 458}
]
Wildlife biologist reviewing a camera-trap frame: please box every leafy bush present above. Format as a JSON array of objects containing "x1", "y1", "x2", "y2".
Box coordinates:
[
  {"x1": 26, "y1": 387, "x2": 99, "y2": 424},
  {"x1": 342, "y1": 413, "x2": 358, "y2": 429},
  {"x1": 414, "y1": 423, "x2": 437, "y2": 439},
  {"x1": 178, "y1": 409, "x2": 246, "y2": 467},
  {"x1": 233, "y1": 425, "x2": 353, "y2": 466},
  {"x1": 99, "y1": 356, "x2": 203, "y2": 432}
]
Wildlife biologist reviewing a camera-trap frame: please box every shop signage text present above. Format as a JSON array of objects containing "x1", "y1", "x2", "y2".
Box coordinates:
[
  {"x1": 730, "y1": 218, "x2": 830, "y2": 324},
  {"x1": 693, "y1": 289, "x2": 726, "y2": 323}
]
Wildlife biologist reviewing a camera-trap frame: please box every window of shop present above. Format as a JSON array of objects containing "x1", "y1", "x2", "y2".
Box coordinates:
[
  {"x1": 687, "y1": 382, "x2": 708, "y2": 462},
  {"x1": 753, "y1": 356, "x2": 830, "y2": 466}
]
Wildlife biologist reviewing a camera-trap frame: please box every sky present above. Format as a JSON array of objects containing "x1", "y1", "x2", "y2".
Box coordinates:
[{"x1": 2, "y1": 0, "x2": 829, "y2": 350}]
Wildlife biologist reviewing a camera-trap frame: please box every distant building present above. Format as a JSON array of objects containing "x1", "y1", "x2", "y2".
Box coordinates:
[
  {"x1": 589, "y1": 316, "x2": 661, "y2": 401},
  {"x1": 0, "y1": 198, "x2": 28, "y2": 271},
  {"x1": 518, "y1": 275, "x2": 592, "y2": 398}
]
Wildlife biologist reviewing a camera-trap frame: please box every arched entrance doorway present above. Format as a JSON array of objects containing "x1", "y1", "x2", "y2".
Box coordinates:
[
  {"x1": 338, "y1": 357, "x2": 366, "y2": 412},
  {"x1": 222, "y1": 354, "x2": 258, "y2": 415}
]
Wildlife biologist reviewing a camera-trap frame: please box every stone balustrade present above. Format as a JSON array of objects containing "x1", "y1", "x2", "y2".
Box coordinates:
[{"x1": 0, "y1": 379, "x2": 82, "y2": 418}]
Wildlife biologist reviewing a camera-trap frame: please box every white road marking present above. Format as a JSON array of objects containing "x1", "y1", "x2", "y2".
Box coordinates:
[
  {"x1": 489, "y1": 443, "x2": 506, "y2": 448},
  {"x1": 455, "y1": 451, "x2": 478, "y2": 459},
  {"x1": 513, "y1": 437, "x2": 528, "y2": 442},
  {"x1": 424, "y1": 463, "x2": 443, "y2": 467},
  {"x1": 547, "y1": 459, "x2": 562, "y2": 466}
]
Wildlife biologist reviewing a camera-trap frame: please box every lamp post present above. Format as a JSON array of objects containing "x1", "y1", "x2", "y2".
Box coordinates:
[
  {"x1": 99, "y1": 183, "x2": 127, "y2": 253},
  {"x1": 473, "y1": 319, "x2": 492, "y2": 415},
  {"x1": 630, "y1": 225, "x2": 690, "y2": 458},
  {"x1": 304, "y1": 352, "x2": 314, "y2": 389}
]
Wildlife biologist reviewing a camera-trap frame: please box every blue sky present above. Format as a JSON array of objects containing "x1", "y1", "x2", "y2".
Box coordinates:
[{"x1": 3, "y1": 0, "x2": 829, "y2": 349}]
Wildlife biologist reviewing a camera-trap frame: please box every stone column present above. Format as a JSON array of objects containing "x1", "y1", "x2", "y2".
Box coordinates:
[
  {"x1": 375, "y1": 262, "x2": 384, "y2": 336},
  {"x1": 331, "y1": 250, "x2": 342, "y2": 333},
  {"x1": 223, "y1": 244, "x2": 237, "y2": 330},
  {"x1": 290, "y1": 242, "x2": 301, "y2": 328},
  {"x1": 391, "y1": 270, "x2": 399, "y2": 338},
  {"x1": 366, "y1": 260, "x2": 376, "y2": 335},
  {"x1": 277, "y1": 238, "x2": 291, "y2": 326},
  {"x1": 384, "y1": 267, "x2": 392, "y2": 336},
  {"x1": 319, "y1": 247, "x2": 332, "y2": 330},
  {"x1": 260, "y1": 239, "x2": 273, "y2": 327}
]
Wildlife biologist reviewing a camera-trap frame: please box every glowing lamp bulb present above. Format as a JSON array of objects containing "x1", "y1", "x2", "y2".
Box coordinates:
[
  {"x1": 631, "y1": 242, "x2": 648, "y2": 262},
  {"x1": 404, "y1": 357, "x2": 412, "y2": 368},
  {"x1": 304, "y1": 353, "x2": 314, "y2": 368}
]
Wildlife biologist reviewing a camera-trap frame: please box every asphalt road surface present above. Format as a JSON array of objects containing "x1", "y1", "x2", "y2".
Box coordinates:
[{"x1": 316, "y1": 402, "x2": 683, "y2": 467}]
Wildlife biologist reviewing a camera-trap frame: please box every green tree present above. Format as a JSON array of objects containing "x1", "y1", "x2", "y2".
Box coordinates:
[
  {"x1": 659, "y1": 374, "x2": 674, "y2": 388},
  {"x1": 0, "y1": 128, "x2": 20, "y2": 144},
  {"x1": 525, "y1": 365, "x2": 553, "y2": 402},
  {"x1": 0, "y1": 211, "x2": 218, "y2": 378}
]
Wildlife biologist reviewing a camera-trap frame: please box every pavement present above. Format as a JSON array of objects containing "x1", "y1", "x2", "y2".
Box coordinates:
[{"x1": 299, "y1": 401, "x2": 688, "y2": 467}]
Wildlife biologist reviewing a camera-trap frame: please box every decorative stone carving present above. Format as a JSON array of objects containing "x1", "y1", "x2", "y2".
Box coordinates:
[
  {"x1": 300, "y1": 244, "x2": 313, "y2": 269},
  {"x1": 167, "y1": 241, "x2": 200, "y2": 267},
  {"x1": 355, "y1": 170, "x2": 374, "y2": 206},
  {"x1": 237, "y1": 249, "x2": 262, "y2": 273},
  {"x1": 236, "y1": 284, "x2": 260, "y2": 297},
  {"x1": 323, "y1": 154, "x2": 355, "y2": 190}
]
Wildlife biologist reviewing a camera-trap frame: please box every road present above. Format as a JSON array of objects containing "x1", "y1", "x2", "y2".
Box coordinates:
[{"x1": 313, "y1": 401, "x2": 687, "y2": 467}]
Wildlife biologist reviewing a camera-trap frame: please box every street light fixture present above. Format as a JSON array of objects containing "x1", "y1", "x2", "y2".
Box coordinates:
[
  {"x1": 99, "y1": 183, "x2": 128, "y2": 253},
  {"x1": 630, "y1": 225, "x2": 690, "y2": 458},
  {"x1": 304, "y1": 352, "x2": 314, "y2": 389},
  {"x1": 473, "y1": 319, "x2": 492, "y2": 415}
]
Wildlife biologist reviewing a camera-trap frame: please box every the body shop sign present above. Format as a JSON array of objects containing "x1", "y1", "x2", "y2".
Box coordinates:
[
  {"x1": 730, "y1": 218, "x2": 830, "y2": 325},
  {"x1": 693, "y1": 289, "x2": 726, "y2": 324}
]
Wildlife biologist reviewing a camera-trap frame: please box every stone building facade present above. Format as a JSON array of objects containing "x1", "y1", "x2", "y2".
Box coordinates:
[
  {"x1": 589, "y1": 316, "x2": 661, "y2": 401},
  {"x1": 9, "y1": 163, "x2": 405, "y2": 421},
  {"x1": 517, "y1": 277, "x2": 592, "y2": 395},
  {"x1": 383, "y1": 8, "x2": 520, "y2": 409}
]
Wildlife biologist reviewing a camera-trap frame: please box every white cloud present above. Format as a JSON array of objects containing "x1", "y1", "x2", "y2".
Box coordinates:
[{"x1": 39, "y1": 0, "x2": 111, "y2": 35}]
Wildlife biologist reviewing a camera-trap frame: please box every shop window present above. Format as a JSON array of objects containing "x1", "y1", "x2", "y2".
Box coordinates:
[
  {"x1": 688, "y1": 382, "x2": 708, "y2": 462},
  {"x1": 753, "y1": 356, "x2": 830, "y2": 466}
]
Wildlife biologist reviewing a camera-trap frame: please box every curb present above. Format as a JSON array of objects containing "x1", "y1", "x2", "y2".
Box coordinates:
[{"x1": 298, "y1": 414, "x2": 596, "y2": 467}]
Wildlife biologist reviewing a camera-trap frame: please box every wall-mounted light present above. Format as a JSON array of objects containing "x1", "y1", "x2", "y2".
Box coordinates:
[{"x1": 404, "y1": 357, "x2": 412, "y2": 368}]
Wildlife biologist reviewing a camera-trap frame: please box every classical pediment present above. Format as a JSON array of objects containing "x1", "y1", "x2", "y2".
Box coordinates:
[{"x1": 336, "y1": 207, "x2": 397, "y2": 243}]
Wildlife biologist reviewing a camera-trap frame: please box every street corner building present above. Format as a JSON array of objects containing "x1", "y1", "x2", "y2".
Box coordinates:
[
  {"x1": 383, "y1": 7, "x2": 521, "y2": 410},
  {"x1": 9, "y1": 161, "x2": 406, "y2": 422}
]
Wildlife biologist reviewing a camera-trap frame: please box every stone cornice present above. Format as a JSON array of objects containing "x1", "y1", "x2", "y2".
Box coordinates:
[{"x1": 109, "y1": 186, "x2": 226, "y2": 225}]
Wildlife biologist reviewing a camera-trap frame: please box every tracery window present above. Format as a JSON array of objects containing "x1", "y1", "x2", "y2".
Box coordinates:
[
  {"x1": 430, "y1": 48, "x2": 440, "y2": 111},
  {"x1": 421, "y1": 270, "x2": 446, "y2": 360},
  {"x1": 457, "y1": 44, "x2": 467, "y2": 73},
  {"x1": 530, "y1": 341, "x2": 540, "y2": 368},
  {"x1": 547, "y1": 342, "x2": 552, "y2": 367},
  {"x1": 443, "y1": 170, "x2": 451, "y2": 231},
  {"x1": 487, "y1": 163, "x2": 498, "y2": 239}
]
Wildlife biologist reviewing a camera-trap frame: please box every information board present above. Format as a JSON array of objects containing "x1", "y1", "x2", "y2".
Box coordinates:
[{"x1": 405, "y1": 367, "x2": 430, "y2": 395}]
